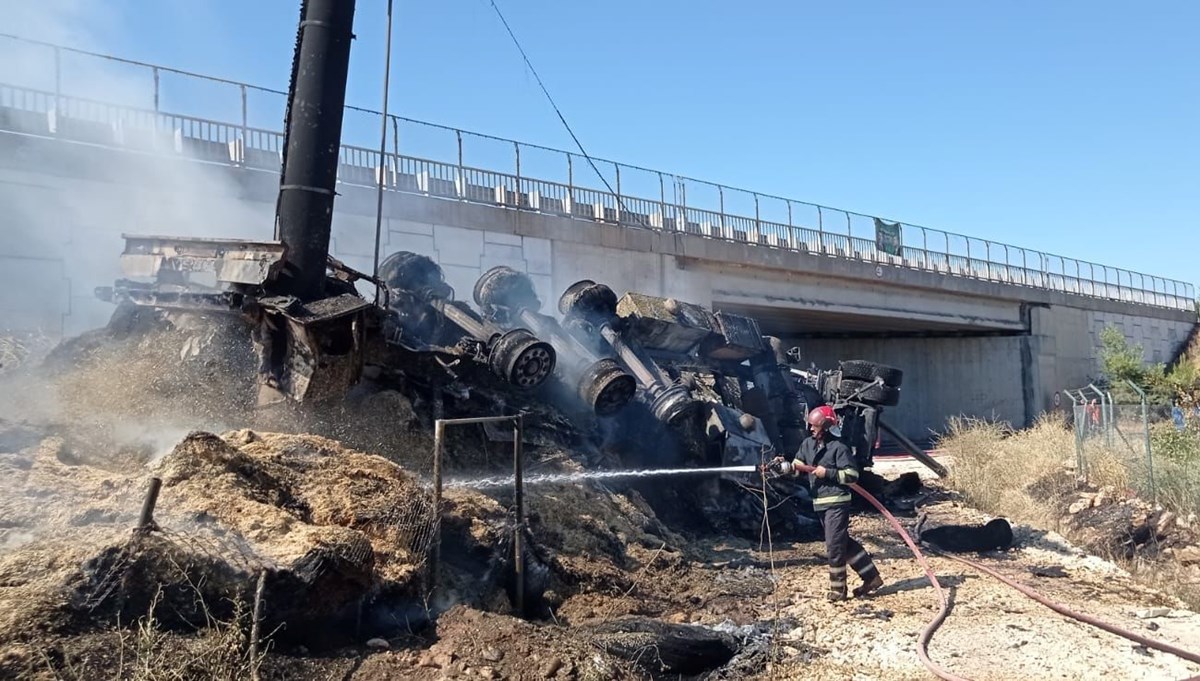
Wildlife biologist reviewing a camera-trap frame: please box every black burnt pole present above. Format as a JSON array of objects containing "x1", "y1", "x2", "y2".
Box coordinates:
[{"x1": 275, "y1": 0, "x2": 358, "y2": 300}]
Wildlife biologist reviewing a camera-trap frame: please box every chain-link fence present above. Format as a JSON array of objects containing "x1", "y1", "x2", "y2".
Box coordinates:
[{"x1": 1064, "y1": 383, "x2": 1200, "y2": 513}]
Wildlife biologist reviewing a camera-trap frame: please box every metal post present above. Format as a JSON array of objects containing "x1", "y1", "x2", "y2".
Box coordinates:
[
  {"x1": 152, "y1": 67, "x2": 160, "y2": 112},
  {"x1": 457, "y1": 130, "x2": 464, "y2": 199},
  {"x1": 430, "y1": 416, "x2": 444, "y2": 590},
  {"x1": 985, "y1": 242, "x2": 991, "y2": 279},
  {"x1": 680, "y1": 181, "x2": 688, "y2": 232},
  {"x1": 249, "y1": 569, "x2": 267, "y2": 681},
  {"x1": 753, "y1": 193, "x2": 761, "y2": 235},
  {"x1": 658, "y1": 171, "x2": 666, "y2": 227},
  {"x1": 718, "y1": 185, "x2": 725, "y2": 238},
  {"x1": 240, "y1": 85, "x2": 249, "y2": 142},
  {"x1": 391, "y1": 116, "x2": 400, "y2": 167},
  {"x1": 138, "y1": 477, "x2": 163, "y2": 531},
  {"x1": 52, "y1": 46, "x2": 62, "y2": 128},
  {"x1": 922, "y1": 228, "x2": 929, "y2": 269},
  {"x1": 1063, "y1": 390, "x2": 1084, "y2": 474},
  {"x1": 567, "y1": 154, "x2": 575, "y2": 214},
  {"x1": 514, "y1": 141, "x2": 521, "y2": 208},
  {"x1": 614, "y1": 162, "x2": 622, "y2": 223},
  {"x1": 512, "y1": 413, "x2": 525, "y2": 615},
  {"x1": 1126, "y1": 379, "x2": 1155, "y2": 502}
]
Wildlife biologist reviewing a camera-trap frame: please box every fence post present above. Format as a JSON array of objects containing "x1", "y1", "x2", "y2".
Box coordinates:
[
  {"x1": 152, "y1": 67, "x2": 160, "y2": 112},
  {"x1": 240, "y1": 85, "x2": 249, "y2": 144},
  {"x1": 391, "y1": 116, "x2": 400, "y2": 167},
  {"x1": 680, "y1": 180, "x2": 688, "y2": 232},
  {"x1": 512, "y1": 413, "x2": 526, "y2": 616},
  {"x1": 614, "y1": 162, "x2": 622, "y2": 223},
  {"x1": 1126, "y1": 379, "x2": 1155, "y2": 503},
  {"x1": 1070, "y1": 390, "x2": 1089, "y2": 477},
  {"x1": 430, "y1": 417, "x2": 445, "y2": 592},
  {"x1": 136, "y1": 477, "x2": 163, "y2": 536},
  {"x1": 657, "y1": 171, "x2": 665, "y2": 227},
  {"x1": 567, "y1": 153, "x2": 574, "y2": 215},
  {"x1": 514, "y1": 141, "x2": 521, "y2": 209},
  {"x1": 718, "y1": 185, "x2": 726, "y2": 238},
  {"x1": 52, "y1": 45, "x2": 62, "y2": 129},
  {"x1": 456, "y1": 130, "x2": 464, "y2": 199},
  {"x1": 753, "y1": 193, "x2": 761, "y2": 237}
]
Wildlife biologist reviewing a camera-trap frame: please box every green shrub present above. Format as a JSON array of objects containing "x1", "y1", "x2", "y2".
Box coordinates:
[{"x1": 1150, "y1": 421, "x2": 1200, "y2": 464}]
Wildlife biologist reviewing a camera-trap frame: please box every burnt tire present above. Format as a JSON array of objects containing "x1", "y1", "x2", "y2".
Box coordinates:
[
  {"x1": 838, "y1": 379, "x2": 900, "y2": 407},
  {"x1": 840, "y1": 360, "x2": 904, "y2": 388}
]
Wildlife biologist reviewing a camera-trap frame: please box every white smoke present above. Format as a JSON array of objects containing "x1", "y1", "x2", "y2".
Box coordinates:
[
  {"x1": 0, "y1": 0, "x2": 276, "y2": 339},
  {"x1": 0, "y1": 2, "x2": 268, "y2": 455}
]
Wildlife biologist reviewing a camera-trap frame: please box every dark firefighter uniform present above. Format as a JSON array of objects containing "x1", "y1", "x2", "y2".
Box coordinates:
[{"x1": 794, "y1": 433, "x2": 883, "y2": 600}]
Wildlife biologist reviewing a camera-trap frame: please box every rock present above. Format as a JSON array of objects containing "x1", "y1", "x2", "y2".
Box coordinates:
[
  {"x1": 1068, "y1": 499, "x2": 1091, "y2": 515},
  {"x1": 667, "y1": 612, "x2": 688, "y2": 624},
  {"x1": 1157, "y1": 512, "x2": 1177, "y2": 535},
  {"x1": 482, "y1": 647, "x2": 504, "y2": 662},
  {"x1": 366, "y1": 638, "x2": 390, "y2": 650},
  {"x1": 478, "y1": 666, "x2": 499, "y2": 679},
  {"x1": 1030, "y1": 565, "x2": 1068, "y2": 578},
  {"x1": 1177, "y1": 546, "x2": 1200, "y2": 566},
  {"x1": 1135, "y1": 608, "x2": 1171, "y2": 619},
  {"x1": 540, "y1": 657, "x2": 563, "y2": 678},
  {"x1": 417, "y1": 652, "x2": 440, "y2": 668},
  {"x1": 1093, "y1": 488, "x2": 1111, "y2": 507},
  {"x1": 434, "y1": 651, "x2": 456, "y2": 668}
]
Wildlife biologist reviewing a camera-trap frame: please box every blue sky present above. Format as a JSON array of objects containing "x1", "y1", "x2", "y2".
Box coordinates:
[{"x1": 8, "y1": 0, "x2": 1198, "y2": 289}]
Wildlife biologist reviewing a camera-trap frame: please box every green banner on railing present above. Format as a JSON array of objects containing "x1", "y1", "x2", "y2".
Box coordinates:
[{"x1": 874, "y1": 218, "x2": 902, "y2": 256}]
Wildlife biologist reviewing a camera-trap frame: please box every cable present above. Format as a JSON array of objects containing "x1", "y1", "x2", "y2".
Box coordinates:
[
  {"x1": 484, "y1": 0, "x2": 634, "y2": 218},
  {"x1": 372, "y1": 0, "x2": 396, "y2": 305}
]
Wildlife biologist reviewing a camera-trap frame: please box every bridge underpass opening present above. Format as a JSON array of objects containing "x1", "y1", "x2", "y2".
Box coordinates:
[{"x1": 715, "y1": 301, "x2": 1031, "y2": 445}]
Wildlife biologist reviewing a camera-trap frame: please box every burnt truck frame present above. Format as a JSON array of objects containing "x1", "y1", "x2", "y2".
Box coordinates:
[{"x1": 91, "y1": 0, "x2": 945, "y2": 482}]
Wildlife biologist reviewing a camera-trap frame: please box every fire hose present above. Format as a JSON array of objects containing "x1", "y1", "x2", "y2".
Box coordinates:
[{"x1": 765, "y1": 460, "x2": 1200, "y2": 680}]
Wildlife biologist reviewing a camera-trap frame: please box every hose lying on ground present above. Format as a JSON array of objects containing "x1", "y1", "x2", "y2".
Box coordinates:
[{"x1": 845, "y1": 481, "x2": 1200, "y2": 680}]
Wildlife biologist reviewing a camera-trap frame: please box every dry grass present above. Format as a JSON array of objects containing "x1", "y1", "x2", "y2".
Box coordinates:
[
  {"x1": 938, "y1": 413, "x2": 1200, "y2": 611},
  {"x1": 0, "y1": 332, "x2": 55, "y2": 375},
  {"x1": 937, "y1": 414, "x2": 1073, "y2": 528},
  {"x1": 40, "y1": 581, "x2": 270, "y2": 681}
]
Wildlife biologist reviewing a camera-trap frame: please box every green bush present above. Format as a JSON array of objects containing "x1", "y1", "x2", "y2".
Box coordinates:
[{"x1": 1150, "y1": 421, "x2": 1200, "y2": 464}]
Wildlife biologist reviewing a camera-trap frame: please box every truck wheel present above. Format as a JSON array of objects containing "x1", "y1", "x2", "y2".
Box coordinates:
[
  {"x1": 840, "y1": 360, "x2": 904, "y2": 388},
  {"x1": 838, "y1": 379, "x2": 900, "y2": 407}
]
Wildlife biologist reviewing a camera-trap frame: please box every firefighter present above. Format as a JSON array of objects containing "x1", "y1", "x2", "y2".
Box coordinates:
[{"x1": 768, "y1": 405, "x2": 884, "y2": 601}]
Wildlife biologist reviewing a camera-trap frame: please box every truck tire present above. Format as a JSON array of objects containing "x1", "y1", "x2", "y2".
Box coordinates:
[
  {"x1": 838, "y1": 379, "x2": 900, "y2": 407},
  {"x1": 840, "y1": 360, "x2": 904, "y2": 388}
]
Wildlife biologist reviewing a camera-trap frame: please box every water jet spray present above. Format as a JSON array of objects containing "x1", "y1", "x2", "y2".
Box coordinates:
[{"x1": 446, "y1": 465, "x2": 759, "y2": 490}]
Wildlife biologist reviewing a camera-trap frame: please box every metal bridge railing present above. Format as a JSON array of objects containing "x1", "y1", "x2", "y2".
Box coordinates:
[{"x1": 0, "y1": 32, "x2": 1195, "y2": 312}]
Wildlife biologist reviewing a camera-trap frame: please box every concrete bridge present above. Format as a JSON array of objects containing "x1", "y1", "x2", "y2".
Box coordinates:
[{"x1": 0, "y1": 38, "x2": 1195, "y2": 440}]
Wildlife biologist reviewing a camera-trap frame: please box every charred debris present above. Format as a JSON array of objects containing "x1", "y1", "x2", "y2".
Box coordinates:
[{"x1": 89, "y1": 0, "x2": 931, "y2": 531}]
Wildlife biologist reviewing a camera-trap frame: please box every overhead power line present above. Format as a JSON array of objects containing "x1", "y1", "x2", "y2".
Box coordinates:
[{"x1": 485, "y1": 0, "x2": 626, "y2": 204}]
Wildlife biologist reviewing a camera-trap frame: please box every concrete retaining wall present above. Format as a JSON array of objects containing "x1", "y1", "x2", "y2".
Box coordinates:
[{"x1": 792, "y1": 336, "x2": 1027, "y2": 442}]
